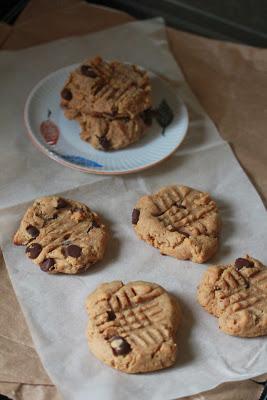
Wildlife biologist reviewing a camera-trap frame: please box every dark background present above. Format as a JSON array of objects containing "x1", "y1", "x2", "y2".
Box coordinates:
[{"x1": 1, "y1": 0, "x2": 267, "y2": 47}]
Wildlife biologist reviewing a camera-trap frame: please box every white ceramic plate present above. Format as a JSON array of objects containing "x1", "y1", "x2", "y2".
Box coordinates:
[{"x1": 24, "y1": 64, "x2": 188, "y2": 175}]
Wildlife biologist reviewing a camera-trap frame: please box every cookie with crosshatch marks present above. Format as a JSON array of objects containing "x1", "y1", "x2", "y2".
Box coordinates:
[
  {"x1": 13, "y1": 196, "x2": 107, "y2": 274},
  {"x1": 132, "y1": 185, "x2": 220, "y2": 263},
  {"x1": 197, "y1": 256, "x2": 267, "y2": 337},
  {"x1": 86, "y1": 280, "x2": 180, "y2": 373}
]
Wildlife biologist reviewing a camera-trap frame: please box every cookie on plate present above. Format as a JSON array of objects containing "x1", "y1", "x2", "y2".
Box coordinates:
[
  {"x1": 79, "y1": 112, "x2": 149, "y2": 151},
  {"x1": 86, "y1": 280, "x2": 180, "y2": 373},
  {"x1": 132, "y1": 185, "x2": 220, "y2": 263},
  {"x1": 60, "y1": 56, "x2": 152, "y2": 151},
  {"x1": 197, "y1": 255, "x2": 267, "y2": 337},
  {"x1": 13, "y1": 196, "x2": 107, "y2": 274}
]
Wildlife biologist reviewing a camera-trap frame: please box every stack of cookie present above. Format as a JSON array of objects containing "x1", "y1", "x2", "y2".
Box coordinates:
[{"x1": 60, "y1": 56, "x2": 152, "y2": 151}]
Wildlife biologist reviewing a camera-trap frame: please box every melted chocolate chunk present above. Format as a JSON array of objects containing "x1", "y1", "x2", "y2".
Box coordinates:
[
  {"x1": 140, "y1": 108, "x2": 153, "y2": 126},
  {"x1": 61, "y1": 88, "x2": 72, "y2": 101},
  {"x1": 56, "y1": 198, "x2": 68, "y2": 209},
  {"x1": 107, "y1": 310, "x2": 116, "y2": 321},
  {"x1": 110, "y1": 336, "x2": 131, "y2": 356},
  {"x1": 40, "y1": 258, "x2": 55, "y2": 272},
  {"x1": 63, "y1": 233, "x2": 70, "y2": 240},
  {"x1": 87, "y1": 219, "x2": 100, "y2": 232},
  {"x1": 45, "y1": 213, "x2": 58, "y2": 221},
  {"x1": 80, "y1": 65, "x2": 97, "y2": 78},
  {"x1": 92, "y1": 220, "x2": 100, "y2": 228},
  {"x1": 26, "y1": 225, "x2": 39, "y2": 238},
  {"x1": 132, "y1": 209, "x2": 140, "y2": 225},
  {"x1": 235, "y1": 258, "x2": 253, "y2": 269},
  {"x1": 26, "y1": 243, "x2": 42, "y2": 259},
  {"x1": 99, "y1": 136, "x2": 110, "y2": 150},
  {"x1": 65, "y1": 244, "x2": 82, "y2": 258}
]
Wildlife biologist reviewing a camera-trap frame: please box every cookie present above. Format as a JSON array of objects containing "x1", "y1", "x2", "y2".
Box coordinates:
[
  {"x1": 86, "y1": 280, "x2": 180, "y2": 373},
  {"x1": 61, "y1": 56, "x2": 151, "y2": 118},
  {"x1": 13, "y1": 196, "x2": 107, "y2": 274},
  {"x1": 60, "y1": 56, "x2": 152, "y2": 151},
  {"x1": 132, "y1": 185, "x2": 220, "y2": 263},
  {"x1": 197, "y1": 256, "x2": 267, "y2": 337},
  {"x1": 79, "y1": 112, "x2": 149, "y2": 151}
]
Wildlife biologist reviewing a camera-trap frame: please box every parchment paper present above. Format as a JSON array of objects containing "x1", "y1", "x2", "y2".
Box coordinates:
[{"x1": 0, "y1": 16, "x2": 266, "y2": 400}]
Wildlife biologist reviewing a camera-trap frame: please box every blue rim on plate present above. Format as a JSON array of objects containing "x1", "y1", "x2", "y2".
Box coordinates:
[{"x1": 24, "y1": 64, "x2": 188, "y2": 175}]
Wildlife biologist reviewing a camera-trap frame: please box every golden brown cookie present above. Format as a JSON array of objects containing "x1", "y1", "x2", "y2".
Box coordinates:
[
  {"x1": 197, "y1": 256, "x2": 267, "y2": 337},
  {"x1": 86, "y1": 280, "x2": 180, "y2": 373},
  {"x1": 79, "y1": 112, "x2": 149, "y2": 151},
  {"x1": 13, "y1": 196, "x2": 107, "y2": 274},
  {"x1": 132, "y1": 185, "x2": 220, "y2": 263}
]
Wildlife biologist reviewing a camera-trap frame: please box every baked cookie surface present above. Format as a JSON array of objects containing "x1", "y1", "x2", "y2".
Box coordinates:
[
  {"x1": 86, "y1": 280, "x2": 180, "y2": 373},
  {"x1": 60, "y1": 56, "x2": 152, "y2": 151},
  {"x1": 197, "y1": 256, "x2": 267, "y2": 337},
  {"x1": 61, "y1": 56, "x2": 151, "y2": 118},
  {"x1": 79, "y1": 112, "x2": 149, "y2": 151},
  {"x1": 13, "y1": 196, "x2": 107, "y2": 274},
  {"x1": 132, "y1": 185, "x2": 220, "y2": 263}
]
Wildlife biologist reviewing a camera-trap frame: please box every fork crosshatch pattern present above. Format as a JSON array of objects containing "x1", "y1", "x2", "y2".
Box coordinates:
[
  {"x1": 133, "y1": 185, "x2": 220, "y2": 263},
  {"x1": 86, "y1": 281, "x2": 180, "y2": 373}
]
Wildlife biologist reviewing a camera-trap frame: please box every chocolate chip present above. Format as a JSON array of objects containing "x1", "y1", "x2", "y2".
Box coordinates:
[
  {"x1": 132, "y1": 209, "x2": 140, "y2": 224},
  {"x1": 107, "y1": 310, "x2": 116, "y2": 321},
  {"x1": 46, "y1": 213, "x2": 58, "y2": 221},
  {"x1": 56, "y1": 198, "x2": 68, "y2": 209},
  {"x1": 140, "y1": 108, "x2": 153, "y2": 126},
  {"x1": 110, "y1": 336, "x2": 131, "y2": 356},
  {"x1": 63, "y1": 233, "x2": 70, "y2": 240},
  {"x1": 86, "y1": 220, "x2": 99, "y2": 233},
  {"x1": 26, "y1": 225, "x2": 39, "y2": 238},
  {"x1": 40, "y1": 258, "x2": 55, "y2": 272},
  {"x1": 92, "y1": 220, "x2": 100, "y2": 228},
  {"x1": 235, "y1": 258, "x2": 253, "y2": 269},
  {"x1": 26, "y1": 243, "x2": 42, "y2": 259},
  {"x1": 178, "y1": 205, "x2": 186, "y2": 209},
  {"x1": 80, "y1": 65, "x2": 97, "y2": 78},
  {"x1": 66, "y1": 244, "x2": 82, "y2": 258},
  {"x1": 99, "y1": 136, "x2": 110, "y2": 150},
  {"x1": 61, "y1": 88, "x2": 72, "y2": 101}
]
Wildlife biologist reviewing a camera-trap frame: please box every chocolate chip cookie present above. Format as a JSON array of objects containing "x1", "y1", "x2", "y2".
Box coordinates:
[
  {"x1": 79, "y1": 113, "x2": 148, "y2": 151},
  {"x1": 60, "y1": 56, "x2": 152, "y2": 151},
  {"x1": 13, "y1": 196, "x2": 107, "y2": 274},
  {"x1": 86, "y1": 280, "x2": 180, "y2": 373},
  {"x1": 197, "y1": 256, "x2": 267, "y2": 337},
  {"x1": 132, "y1": 185, "x2": 220, "y2": 263}
]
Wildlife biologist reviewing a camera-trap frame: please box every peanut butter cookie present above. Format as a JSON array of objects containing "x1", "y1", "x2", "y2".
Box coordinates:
[
  {"x1": 86, "y1": 280, "x2": 180, "y2": 373},
  {"x1": 132, "y1": 185, "x2": 220, "y2": 263},
  {"x1": 13, "y1": 196, "x2": 107, "y2": 274},
  {"x1": 197, "y1": 256, "x2": 267, "y2": 337}
]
